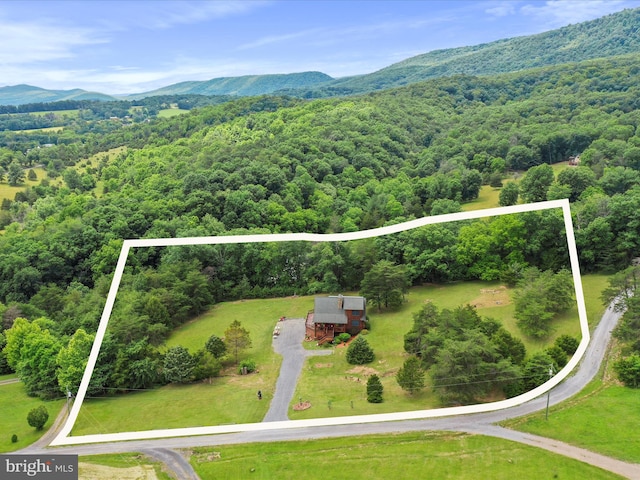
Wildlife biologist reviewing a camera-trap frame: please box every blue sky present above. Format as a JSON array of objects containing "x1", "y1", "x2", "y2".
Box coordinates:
[{"x1": 1, "y1": 0, "x2": 639, "y2": 95}]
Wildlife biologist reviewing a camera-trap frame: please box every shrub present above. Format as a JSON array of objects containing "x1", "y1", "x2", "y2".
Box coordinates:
[
  {"x1": 205, "y1": 334, "x2": 227, "y2": 359},
  {"x1": 555, "y1": 334, "x2": 579, "y2": 355},
  {"x1": 338, "y1": 333, "x2": 351, "y2": 343},
  {"x1": 346, "y1": 336, "x2": 374, "y2": 365},
  {"x1": 366, "y1": 374, "x2": 383, "y2": 403},
  {"x1": 614, "y1": 354, "x2": 640, "y2": 388},
  {"x1": 11, "y1": 434, "x2": 18, "y2": 443},
  {"x1": 332, "y1": 333, "x2": 350, "y2": 345},
  {"x1": 360, "y1": 329, "x2": 369, "y2": 335},
  {"x1": 27, "y1": 406, "x2": 49, "y2": 430},
  {"x1": 239, "y1": 359, "x2": 256, "y2": 374},
  {"x1": 546, "y1": 345, "x2": 568, "y2": 368}
]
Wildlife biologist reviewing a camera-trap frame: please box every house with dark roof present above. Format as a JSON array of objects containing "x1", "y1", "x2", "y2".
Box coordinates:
[{"x1": 305, "y1": 295, "x2": 367, "y2": 343}]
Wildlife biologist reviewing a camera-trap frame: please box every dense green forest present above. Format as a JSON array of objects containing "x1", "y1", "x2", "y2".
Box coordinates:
[{"x1": 1, "y1": 51, "x2": 640, "y2": 400}]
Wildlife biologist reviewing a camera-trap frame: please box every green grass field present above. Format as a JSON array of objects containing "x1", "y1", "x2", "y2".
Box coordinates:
[
  {"x1": 0, "y1": 166, "x2": 47, "y2": 203},
  {"x1": 502, "y1": 274, "x2": 640, "y2": 464},
  {"x1": 508, "y1": 379, "x2": 640, "y2": 464},
  {"x1": 462, "y1": 161, "x2": 572, "y2": 212},
  {"x1": 72, "y1": 276, "x2": 587, "y2": 434},
  {"x1": 462, "y1": 184, "x2": 501, "y2": 211},
  {"x1": 72, "y1": 296, "x2": 314, "y2": 435},
  {"x1": 504, "y1": 272, "x2": 640, "y2": 464},
  {"x1": 12, "y1": 126, "x2": 64, "y2": 134},
  {"x1": 0, "y1": 382, "x2": 65, "y2": 453},
  {"x1": 188, "y1": 431, "x2": 623, "y2": 480},
  {"x1": 157, "y1": 108, "x2": 189, "y2": 118}
]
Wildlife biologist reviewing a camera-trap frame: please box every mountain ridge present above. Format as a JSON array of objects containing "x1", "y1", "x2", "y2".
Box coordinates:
[{"x1": 2, "y1": 7, "x2": 639, "y2": 106}]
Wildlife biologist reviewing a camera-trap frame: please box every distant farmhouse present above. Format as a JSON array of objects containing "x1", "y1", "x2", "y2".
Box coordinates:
[{"x1": 305, "y1": 295, "x2": 366, "y2": 344}]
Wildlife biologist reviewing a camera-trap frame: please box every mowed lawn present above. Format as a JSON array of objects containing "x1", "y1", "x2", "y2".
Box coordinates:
[
  {"x1": 290, "y1": 280, "x2": 584, "y2": 420},
  {"x1": 189, "y1": 431, "x2": 622, "y2": 480},
  {"x1": 71, "y1": 273, "x2": 595, "y2": 436},
  {"x1": 0, "y1": 381, "x2": 65, "y2": 452},
  {"x1": 72, "y1": 295, "x2": 315, "y2": 435}
]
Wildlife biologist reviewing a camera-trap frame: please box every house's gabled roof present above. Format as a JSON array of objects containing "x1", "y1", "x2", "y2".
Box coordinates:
[
  {"x1": 342, "y1": 296, "x2": 365, "y2": 310},
  {"x1": 312, "y1": 295, "x2": 365, "y2": 325}
]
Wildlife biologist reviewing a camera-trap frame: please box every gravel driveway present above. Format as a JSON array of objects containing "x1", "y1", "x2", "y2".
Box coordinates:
[{"x1": 262, "y1": 318, "x2": 332, "y2": 422}]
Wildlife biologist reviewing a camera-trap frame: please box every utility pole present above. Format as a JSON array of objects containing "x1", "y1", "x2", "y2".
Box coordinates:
[{"x1": 545, "y1": 365, "x2": 554, "y2": 420}]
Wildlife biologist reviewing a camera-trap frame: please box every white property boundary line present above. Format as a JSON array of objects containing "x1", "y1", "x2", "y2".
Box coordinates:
[{"x1": 51, "y1": 199, "x2": 588, "y2": 446}]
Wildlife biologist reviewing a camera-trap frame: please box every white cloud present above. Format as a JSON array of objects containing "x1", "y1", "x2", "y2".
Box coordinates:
[
  {"x1": 485, "y1": 1, "x2": 519, "y2": 17},
  {"x1": 0, "y1": 19, "x2": 106, "y2": 64},
  {"x1": 520, "y1": 0, "x2": 630, "y2": 27},
  {"x1": 237, "y1": 28, "x2": 322, "y2": 50},
  {"x1": 135, "y1": 0, "x2": 271, "y2": 30}
]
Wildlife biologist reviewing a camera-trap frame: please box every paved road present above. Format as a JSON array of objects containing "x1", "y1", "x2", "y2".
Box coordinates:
[
  {"x1": 0, "y1": 378, "x2": 20, "y2": 386},
  {"x1": 262, "y1": 317, "x2": 332, "y2": 422},
  {"x1": 22, "y1": 302, "x2": 640, "y2": 479}
]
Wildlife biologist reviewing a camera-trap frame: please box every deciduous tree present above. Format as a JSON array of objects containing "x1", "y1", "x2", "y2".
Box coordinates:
[
  {"x1": 224, "y1": 320, "x2": 252, "y2": 364},
  {"x1": 163, "y1": 345, "x2": 195, "y2": 384},
  {"x1": 360, "y1": 260, "x2": 409, "y2": 310}
]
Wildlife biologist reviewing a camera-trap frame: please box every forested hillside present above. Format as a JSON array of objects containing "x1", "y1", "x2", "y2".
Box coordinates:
[
  {"x1": 283, "y1": 7, "x2": 640, "y2": 97},
  {"x1": 127, "y1": 71, "x2": 333, "y2": 99},
  {"x1": 1, "y1": 52, "x2": 640, "y2": 399},
  {"x1": 0, "y1": 84, "x2": 117, "y2": 106}
]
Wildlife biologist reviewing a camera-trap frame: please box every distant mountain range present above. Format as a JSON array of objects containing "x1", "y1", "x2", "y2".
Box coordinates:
[
  {"x1": 1, "y1": 7, "x2": 639, "y2": 106},
  {"x1": 0, "y1": 84, "x2": 117, "y2": 106}
]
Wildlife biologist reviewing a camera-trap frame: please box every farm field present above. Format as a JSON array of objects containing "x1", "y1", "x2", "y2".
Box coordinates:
[
  {"x1": 188, "y1": 431, "x2": 622, "y2": 480},
  {"x1": 157, "y1": 107, "x2": 189, "y2": 117}
]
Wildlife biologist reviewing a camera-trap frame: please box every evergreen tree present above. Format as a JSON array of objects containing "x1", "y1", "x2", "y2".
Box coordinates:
[
  {"x1": 346, "y1": 336, "x2": 375, "y2": 365},
  {"x1": 396, "y1": 356, "x2": 425, "y2": 395},
  {"x1": 366, "y1": 374, "x2": 383, "y2": 403}
]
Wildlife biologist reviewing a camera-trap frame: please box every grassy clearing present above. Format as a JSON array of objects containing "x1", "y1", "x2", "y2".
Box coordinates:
[
  {"x1": 30, "y1": 109, "x2": 80, "y2": 117},
  {"x1": 0, "y1": 166, "x2": 48, "y2": 203},
  {"x1": 462, "y1": 184, "x2": 501, "y2": 211},
  {"x1": 507, "y1": 379, "x2": 640, "y2": 464},
  {"x1": 463, "y1": 161, "x2": 572, "y2": 212},
  {"x1": 12, "y1": 126, "x2": 64, "y2": 134},
  {"x1": 157, "y1": 108, "x2": 189, "y2": 118},
  {"x1": 0, "y1": 382, "x2": 65, "y2": 452},
  {"x1": 290, "y1": 280, "x2": 582, "y2": 420},
  {"x1": 189, "y1": 431, "x2": 622, "y2": 480}
]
